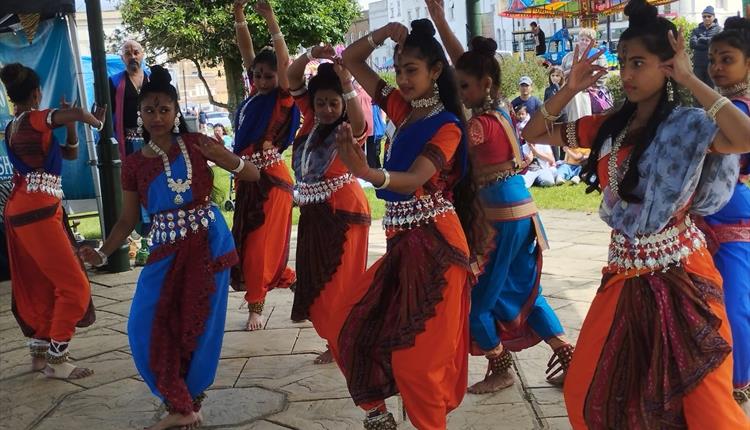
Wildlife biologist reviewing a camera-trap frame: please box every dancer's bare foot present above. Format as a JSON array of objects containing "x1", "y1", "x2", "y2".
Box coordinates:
[
  {"x1": 314, "y1": 348, "x2": 334, "y2": 364},
  {"x1": 245, "y1": 312, "x2": 264, "y2": 331},
  {"x1": 467, "y1": 368, "x2": 515, "y2": 394},
  {"x1": 195, "y1": 409, "x2": 204, "y2": 426},
  {"x1": 43, "y1": 362, "x2": 94, "y2": 380},
  {"x1": 31, "y1": 356, "x2": 46, "y2": 371},
  {"x1": 144, "y1": 411, "x2": 198, "y2": 430}
]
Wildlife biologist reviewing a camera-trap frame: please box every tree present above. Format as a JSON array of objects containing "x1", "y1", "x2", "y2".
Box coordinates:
[
  {"x1": 120, "y1": 0, "x2": 360, "y2": 114},
  {"x1": 105, "y1": 28, "x2": 131, "y2": 55}
]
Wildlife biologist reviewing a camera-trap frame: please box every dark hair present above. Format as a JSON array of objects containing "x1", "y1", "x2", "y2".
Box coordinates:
[
  {"x1": 547, "y1": 65, "x2": 565, "y2": 86},
  {"x1": 138, "y1": 65, "x2": 188, "y2": 141},
  {"x1": 398, "y1": 19, "x2": 480, "y2": 252},
  {"x1": 711, "y1": 16, "x2": 750, "y2": 59},
  {"x1": 0, "y1": 63, "x2": 40, "y2": 104},
  {"x1": 455, "y1": 36, "x2": 502, "y2": 100},
  {"x1": 530, "y1": 22, "x2": 538, "y2": 27},
  {"x1": 307, "y1": 62, "x2": 347, "y2": 144},
  {"x1": 514, "y1": 104, "x2": 527, "y2": 114},
  {"x1": 580, "y1": 0, "x2": 677, "y2": 202},
  {"x1": 252, "y1": 48, "x2": 278, "y2": 72}
]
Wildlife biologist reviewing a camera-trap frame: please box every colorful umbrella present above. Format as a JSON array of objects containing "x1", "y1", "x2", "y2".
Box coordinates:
[{"x1": 502, "y1": 0, "x2": 677, "y2": 26}]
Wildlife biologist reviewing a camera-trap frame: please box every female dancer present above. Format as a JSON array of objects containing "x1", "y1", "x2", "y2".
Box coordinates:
[
  {"x1": 705, "y1": 16, "x2": 750, "y2": 414},
  {"x1": 80, "y1": 66, "x2": 260, "y2": 430},
  {"x1": 522, "y1": 0, "x2": 750, "y2": 427},
  {"x1": 287, "y1": 47, "x2": 371, "y2": 364},
  {"x1": 1, "y1": 63, "x2": 103, "y2": 380},
  {"x1": 336, "y1": 19, "x2": 478, "y2": 430},
  {"x1": 231, "y1": 0, "x2": 300, "y2": 330},
  {"x1": 428, "y1": 0, "x2": 573, "y2": 393}
]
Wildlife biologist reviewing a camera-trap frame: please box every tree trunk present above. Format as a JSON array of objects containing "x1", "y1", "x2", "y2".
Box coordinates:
[{"x1": 223, "y1": 56, "x2": 246, "y2": 127}]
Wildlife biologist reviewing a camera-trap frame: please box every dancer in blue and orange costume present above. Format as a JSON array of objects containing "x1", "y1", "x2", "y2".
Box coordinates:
[
  {"x1": 336, "y1": 18, "x2": 480, "y2": 430},
  {"x1": 523, "y1": 0, "x2": 750, "y2": 427},
  {"x1": 80, "y1": 66, "x2": 261, "y2": 430},
  {"x1": 702, "y1": 16, "x2": 750, "y2": 416},
  {"x1": 286, "y1": 47, "x2": 371, "y2": 365},
  {"x1": 428, "y1": 0, "x2": 574, "y2": 394},
  {"x1": 230, "y1": 0, "x2": 300, "y2": 331},
  {"x1": 1, "y1": 63, "x2": 103, "y2": 381}
]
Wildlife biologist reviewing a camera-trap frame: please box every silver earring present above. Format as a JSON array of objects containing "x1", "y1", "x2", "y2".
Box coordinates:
[
  {"x1": 432, "y1": 81, "x2": 439, "y2": 96},
  {"x1": 666, "y1": 80, "x2": 674, "y2": 102},
  {"x1": 173, "y1": 112, "x2": 181, "y2": 133},
  {"x1": 137, "y1": 111, "x2": 143, "y2": 135}
]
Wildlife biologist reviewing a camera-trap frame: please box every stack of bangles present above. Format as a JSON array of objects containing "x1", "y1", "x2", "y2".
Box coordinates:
[
  {"x1": 358, "y1": 167, "x2": 390, "y2": 190},
  {"x1": 367, "y1": 33, "x2": 383, "y2": 49},
  {"x1": 540, "y1": 103, "x2": 562, "y2": 136},
  {"x1": 706, "y1": 96, "x2": 731, "y2": 122}
]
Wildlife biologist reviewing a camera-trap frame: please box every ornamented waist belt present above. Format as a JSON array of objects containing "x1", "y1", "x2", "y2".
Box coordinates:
[
  {"x1": 383, "y1": 191, "x2": 455, "y2": 231},
  {"x1": 150, "y1": 203, "x2": 217, "y2": 245},
  {"x1": 19, "y1": 172, "x2": 63, "y2": 198},
  {"x1": 608, "y1": 216, "x2": 706, "y2": 273},
  {"x1": 475, "y1": 161, "x2": 529, "y2": 188},
  {"x1": 712, "y1": 222, "x2": 750, "y2": 244},
  {"x1": 249, "y1": 148, "x2": 283, "y2": 171},
  {"x1": 295, "y1": 173, "x2": 354, "y2": 206}
]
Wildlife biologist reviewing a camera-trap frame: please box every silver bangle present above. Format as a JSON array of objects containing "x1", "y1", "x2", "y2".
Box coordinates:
[
  {"x1": 95, "y1": 249, "x2": 108, "y2": 268},
  {"x1": 65, "y1": 141, "x2": 80, "y2": 148},
  {"x1": 234, "y1": 20, "x2": 247, "y2": 28},
  {"x1": 94, "y1": 120, "x2": 104, "y2": 131},
  {"x1": 231, "y1": 157, "x2": 245, "y2": 174},
  {"x1": 706, "y1": 96, "x2": 731, "y2": 122},
  {"x1": 272, "y1": 32, "x2": 284, "y2": 41},
  {"x1": 367, "y1": 33, "x2": 382, "y2": 49},
  {"x1": 540, "y1": 103, "x2": 562, "y2": 122},
  {"x1": 46, "y1": 109, "x2": 57, "y2": 127},
  {"x1": 374, "y1": 168, "x2": 390, "y2": 189},
  {"x1": 342, "y1": 90, "x2": 358, "y2": 101}
]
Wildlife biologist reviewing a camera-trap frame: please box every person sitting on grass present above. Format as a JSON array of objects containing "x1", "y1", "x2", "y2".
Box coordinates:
[{"x1": 555, "y1": 146, "x2": 590, "y2": 185}]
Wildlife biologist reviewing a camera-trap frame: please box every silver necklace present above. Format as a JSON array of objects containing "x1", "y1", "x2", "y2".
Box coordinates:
[
  {"x1": 607, "y1": 117, "x2": 634, "y2": 199},
  {"x1": 386, "y1": 103, "x2": 445, "y2": 162},
  {"x1": 300, "y1": 123, "x2": 319, "y2": 178},
  {"x1": 148, "y1": 136, "x2": 193, "y2": 205},
  {"x1": 717, "y1": 79, "x2": 750, "y2": 98}
]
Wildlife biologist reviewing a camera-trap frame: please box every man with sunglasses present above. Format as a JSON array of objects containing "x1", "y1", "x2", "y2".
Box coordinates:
[{"x1": 690, "y1": 6, "x2": 722, "y2": 87}]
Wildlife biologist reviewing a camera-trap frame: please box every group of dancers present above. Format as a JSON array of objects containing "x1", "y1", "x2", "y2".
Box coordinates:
[{"x1": 2, "y1": 0, "x2": 750, "y2": 428}]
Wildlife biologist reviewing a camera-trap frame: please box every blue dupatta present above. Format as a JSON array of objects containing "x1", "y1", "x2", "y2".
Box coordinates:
[{"x1": 232, "y1": 88, "x2": 300, "y2": 154}]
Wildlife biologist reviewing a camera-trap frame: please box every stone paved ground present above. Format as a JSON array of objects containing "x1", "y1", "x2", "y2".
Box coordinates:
[{"x1": 0, "y1": 209, "x2": 609, "y2": 429}]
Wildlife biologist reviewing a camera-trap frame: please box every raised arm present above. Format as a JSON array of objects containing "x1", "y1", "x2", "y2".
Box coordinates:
[
  {"x1": 342, "y1": 22, "x2": 408, "y2": 98},
  {"x1": 233, "y1": 1, "x2": 255, "y2": 70},
  {"x1": 288, "y1": 44, "x2": 335, "y2": 91},
  {"x1": 426, "y1": 0, "x2": 464, "y2": 65},
  {"x1": 254, "y1": 1, "x2": 290, "y2": 90},
  {"x1": 523, "y1": 41, "x2": 607, "y2": 145},
  {"x1": 59, "y1": 97, "x2": 79, "y2": 160},
  {"x1": 51, "y1": 104, "x2": 107, "y2": 130},
  {"x1": 660, "y1": 30, "x2": 750, "y2": 154},
  {"x1": 334, "y1": 58, "x2": 367, "y2": 138}
]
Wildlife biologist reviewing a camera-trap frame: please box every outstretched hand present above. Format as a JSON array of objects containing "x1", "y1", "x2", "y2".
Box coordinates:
[
  {"x1": 425, "y1": 0, "x2": 445, "y2": 20},
  {"x1": 659, "y1": 30, "x2": 694, "y2": 86},
  {"x1": 78, "y1": 246, "x2": 104, "y2": 268},
  {"x1": 333, "y1": 58, "x2": 353, "y2": 85},
  {"x1": 385, "y1": 22, "x2": 409, "y2": 51},
  {"x1": 335, "y1": 123, "x2": 369, "y2": 177},
  {"x1": 191, "y1": 134, "x2": 230, "y2": 162},
  {"x1": 253, "y1": 0, "x2": 274, "y2": 20},
  {"x1": 312, "y1": 43, "x2": 336, "y2": 60},
  {"x1": 91, "y1": 103, "x2": 107, "y2": 126},
  {"x1": 566, "y1": 39, "x2": 608, "y2": 93}
]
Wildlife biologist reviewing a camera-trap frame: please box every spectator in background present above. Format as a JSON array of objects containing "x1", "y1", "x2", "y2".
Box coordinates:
[
  {"x1": 367, "y1": 103, "x2": 386, "y2": 168},
  {"x1": 531, "y1": 22, "x2": 546, "y2": 55},
  {"x1": 212, "y1": 124, "x2": 233, "y2": 151},
  {"x1": 544, "y1": 66, "x2": 567, "y2": 160},
  {"x1": 198, "y1": 109, "x2": 207, "y2": 132},
  {"x1": 690, "y1": 6, "x2": 722, "y2": 87},
  {"x1": 561, "y1": 29, "x2": 603, "y2": 122},
  {"x1": 521, "y1": 142, "x2": 556, "y2": 188},
  {"x1": 554, "y1": 146, "x2": 590, "y2": 185},
  {"x1": 511, "y1": 76, "x2": 543, "y2": 116},
  {"x1": 109, "y1": 39, "x2": 149, "y2": 159}
]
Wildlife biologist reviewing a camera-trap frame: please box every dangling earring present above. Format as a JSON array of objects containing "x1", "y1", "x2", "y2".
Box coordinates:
[
  {"x1": 173, "y1": 112, "x2": 181, "y2": 133},
  {"x1": 483, "y1": 88, "x2": 493, "y2": 112},
  {"x1": 136, "y1": 111, "x2": 143, "y2": 135},
  {"x1": 666, "y1": 79, "x2": 675, "y2": 102},
  {"x1": 432, "y1": 80, "x2": 439, "y2": 97}
]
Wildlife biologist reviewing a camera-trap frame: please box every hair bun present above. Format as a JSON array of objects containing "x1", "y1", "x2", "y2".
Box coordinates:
[
  {"x1": 148, "y1": 65, "x2": 172, "y2": 86},
  {"x1": 724, "y1": 16, "x2": 750, "y2": 32},
  {"x1": 624, "y1": 0, "x2": 658, "y2": 28},
  {"x1": 316, "y1": 62, "x2": 338, "y2": 80},
  {"x1": 410, "y1": 19, "x2": 436, "y2": 39},
  {"x1": 470, "y1": 36, "x2": 497, "y2": 57}
]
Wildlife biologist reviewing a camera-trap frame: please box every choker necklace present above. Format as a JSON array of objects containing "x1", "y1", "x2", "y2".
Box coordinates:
[
  {"x1": 410, "y1": 93, "x2": 440, "y2": 109},
  {"x1": 718, "y1": 80, "x2": 750, "y2": 98},
  {"x1": 148, "y1": 136, "x2": 193, "y2": 205}
]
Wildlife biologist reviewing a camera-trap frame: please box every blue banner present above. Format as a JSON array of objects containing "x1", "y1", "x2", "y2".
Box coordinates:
[{"x1": 0, "y1": 16, "x2": 93, "y2": 198}]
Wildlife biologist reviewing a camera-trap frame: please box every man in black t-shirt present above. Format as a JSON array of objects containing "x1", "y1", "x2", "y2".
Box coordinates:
[
  {"x1": 531, "y1": 22, "x2": 546, "y2": 55},
  {"x1": 511, "y1": 76, "x2": 543, "y2": 117},
  {"x1": 109, "y1": 40, "x2": 149, "y2": 159}
]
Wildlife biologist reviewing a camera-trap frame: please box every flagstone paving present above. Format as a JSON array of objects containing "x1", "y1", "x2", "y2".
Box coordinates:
[{"x1": 0, "y1": 209, "x2": 609, "y2": 429}]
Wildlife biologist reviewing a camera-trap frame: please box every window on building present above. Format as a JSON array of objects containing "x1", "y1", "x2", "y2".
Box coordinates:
[
  {"x1": 408, "y1": 10, "x2": 412, "y2": 21},
  {"x1": 449, "y1": 2, "x2": 454, "y2": 20},
  {"x1": 397, "y1": 1, "x2": 401, "y2": 15},
  {"x1": 416, "y1": 7, "x2": 420, "y2": 18},
  {"x1": 390, "y1": 7, "x2": 394, "y2": 17}
]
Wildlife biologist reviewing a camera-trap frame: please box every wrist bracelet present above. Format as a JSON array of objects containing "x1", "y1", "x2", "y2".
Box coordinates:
[
  {"x1": 540, "y1": 103, "x2": 562, "y2": 122},
  {"x1": 272, "y1": 32, "x2": 284, "y2": 41},
  {"x1": 66, "y1": 141, "x2": 80, "y2": 148},
  {"x1": 374, "y1": 168, "x2": 390, "y2": 190},
  {"x1": 232, "y1": 157, "x2": 246, "y2": 174},
  {"x1": 342, "y1": 90, "x2": 358, "y2": 101},
  {"x1": 706, "y1": 96, "x2": 731, "y2": 122},
  {"x1": 95, "y1": 249, "x2": 108, "y2": 268},
  {"x1": 234, "y1": 20, "x2": 247, "y2": 28},
  {"x1": 367, "y1": 33, "x2": 382, "y2": 49}
]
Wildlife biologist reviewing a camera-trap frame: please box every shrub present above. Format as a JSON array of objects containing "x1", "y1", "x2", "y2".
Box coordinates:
[{"x1": 498, "y1": 55, "x2": 549, "y2": 101}]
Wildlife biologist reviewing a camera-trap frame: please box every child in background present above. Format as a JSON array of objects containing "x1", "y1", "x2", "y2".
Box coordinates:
[{"x1": 555, "y1": 146, "x2": 590, "y2": 185}]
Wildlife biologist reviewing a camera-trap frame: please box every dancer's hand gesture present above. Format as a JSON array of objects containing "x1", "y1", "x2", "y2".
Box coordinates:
[
  {"x1": 333, "y1": 58, "x2": 353, "y2": 85},
  {"x1": 253, "y1": 1, "x2": 274, "y2": 20},
  {"x1": 336, "y1": 123, "x2": 369, "y2": 177},
  {"x1": 385, "y1": 22, "x2": 409, "y2": 49},
  {"x1": 192, "y1": 134, "x2": 229, "y2": 161},
  {"x1": 233, "y1": 0, "x2": 248, "y2": 11},
  {"x1": 425, "y1": 0, "x2": 445, "y2": 20},
  {"x1": 659, "y1": 30, "x2": 693, "y2": 86},
  {"x1": 78, "y1": 246, "x2": 104, "y2": 268},
  {"x1": 566, "y1": 39, "x2": 608, "y2": 93},
  {"x1": 311, "y1": 44, "x2": 336, "y2": 60},
  {"x1": 92, "y1": 103, "x2": 107, "y2": 126}
]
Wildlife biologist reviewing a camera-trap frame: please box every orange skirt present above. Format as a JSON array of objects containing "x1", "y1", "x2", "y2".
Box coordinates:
[
  {"x1": 5, "y1": 189, "x2": 92, "y2": 341},
  {"x1": 563, "y1": 249, "x2": 750, "y2": 429}
]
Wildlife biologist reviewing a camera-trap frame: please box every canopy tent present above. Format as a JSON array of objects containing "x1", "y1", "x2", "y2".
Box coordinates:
[{"x1": 501, "y1": 0, "x2": 677, "y2": 26}]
